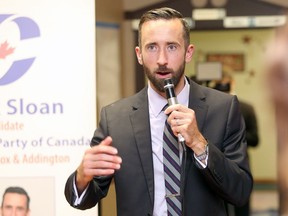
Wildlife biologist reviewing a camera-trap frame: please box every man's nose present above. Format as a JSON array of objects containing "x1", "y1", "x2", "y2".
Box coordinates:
[{"x1": 157, "y1": 49, "x2": 168, "y2": 65}]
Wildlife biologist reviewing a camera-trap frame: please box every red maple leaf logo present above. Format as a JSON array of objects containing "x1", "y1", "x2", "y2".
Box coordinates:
[{"x1": 0, "y1": 41, "x2": 15, "y2": 59}]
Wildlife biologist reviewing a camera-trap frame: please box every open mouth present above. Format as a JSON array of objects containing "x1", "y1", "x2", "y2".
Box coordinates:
[
  {"x1": 157, "y1": 71, "x2": 170, "y2": 75},
  {"x1": 156, "y1": 72, "x2": 171, "y2": 79}
]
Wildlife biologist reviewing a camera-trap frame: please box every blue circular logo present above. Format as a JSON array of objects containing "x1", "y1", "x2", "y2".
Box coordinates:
[{"x1": 0, "y1": 14, "x2": 40, "y2": 85}]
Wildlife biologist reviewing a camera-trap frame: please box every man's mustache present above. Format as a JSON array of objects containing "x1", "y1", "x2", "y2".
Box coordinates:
[{"x1": 156, "y1": 66, "x2": 173, "y2": 72}]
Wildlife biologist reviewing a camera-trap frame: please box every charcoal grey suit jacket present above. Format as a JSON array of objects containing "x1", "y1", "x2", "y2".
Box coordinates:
[{"x1": 65, "y1": 79, "x2": 253, "y2": 216}]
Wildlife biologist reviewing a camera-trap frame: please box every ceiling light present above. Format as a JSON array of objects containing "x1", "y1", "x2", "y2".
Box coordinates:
[
  {"x1": 224, "y1": 15, "x2": 286, "y2": 28},
  {"x1": 192, "y1": 8, "x2": 226, "y2": 20}
]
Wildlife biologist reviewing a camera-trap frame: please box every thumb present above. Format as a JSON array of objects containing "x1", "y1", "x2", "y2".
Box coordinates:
[{"x1": 100, "y1": 136, "x2": 113, "y2": 146}]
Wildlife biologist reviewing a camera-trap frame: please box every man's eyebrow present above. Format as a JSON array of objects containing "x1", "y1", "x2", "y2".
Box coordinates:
[{"x1": 145, "y1": 42, "x2": 157, "y2": 46}]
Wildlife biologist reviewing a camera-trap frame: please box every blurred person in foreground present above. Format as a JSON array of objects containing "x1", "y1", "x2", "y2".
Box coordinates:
[
  {"x1": 265, "y1": 18, "x2": 288, "y2": 216},
  {"x1": 214, "y1": 72, "x2": 259, "y2": 216},
  {"x1": 1, "y1": 186, "x2": 30, "y2": 216},
  {"x1": 64, "y1": 7, "x2": 253, "y2": 216}
]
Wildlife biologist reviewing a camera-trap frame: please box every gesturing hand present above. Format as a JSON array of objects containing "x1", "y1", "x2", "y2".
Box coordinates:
[{"x1": 76, "y1": 136, "x2": 122, "y2": 193}]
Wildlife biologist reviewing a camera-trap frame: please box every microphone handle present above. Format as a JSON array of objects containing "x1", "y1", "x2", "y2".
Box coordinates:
[{"x1": 168, "y1": 97, "x2": 178, "y2": 106}]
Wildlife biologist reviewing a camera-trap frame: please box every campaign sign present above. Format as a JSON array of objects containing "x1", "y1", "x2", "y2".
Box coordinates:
[{"x1": 0, "y1": 1, "x2": 97, "y2": 215}]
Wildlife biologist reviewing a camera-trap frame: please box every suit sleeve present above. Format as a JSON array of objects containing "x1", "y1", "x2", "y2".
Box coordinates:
[
  {"x1": 197, "y1": 96, "x2": 253, "y2": 207},
  {"x1": 64, "y1": 108, "x2": 113, "y2": 210},
  {"x1": 64, "y1": 171, "x2": 113, "y2": 210}
]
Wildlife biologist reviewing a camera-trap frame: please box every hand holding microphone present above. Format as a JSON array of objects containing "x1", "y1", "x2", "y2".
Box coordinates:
[
  {"x1": 163, "y1": 78, "x2": 186, "y2": 145},
  {"x1": 164, "y1": 78, "x2": 208, "y2": 164}
]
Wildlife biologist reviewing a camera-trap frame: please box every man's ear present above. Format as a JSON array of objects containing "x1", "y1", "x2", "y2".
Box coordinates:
[
  {"x1": 185, "y1": 44, "x2": 194, "y2": 63},
  {"x1": 135, "y1": 46, "x2": 143, "y2": 65}
]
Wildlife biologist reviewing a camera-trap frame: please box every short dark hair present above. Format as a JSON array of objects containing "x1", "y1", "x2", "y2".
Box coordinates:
[
  {"x1": 1, "y1": 186, "x2": 30, "y2": 210},
  {"x1": 138, "y1": 7, "x2": 190, "y2": 49}
]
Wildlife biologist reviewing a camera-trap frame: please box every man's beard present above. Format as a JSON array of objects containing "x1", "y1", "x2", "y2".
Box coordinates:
[{"x1": 143, "y1": 63, "x2": 186, "y2": 93}]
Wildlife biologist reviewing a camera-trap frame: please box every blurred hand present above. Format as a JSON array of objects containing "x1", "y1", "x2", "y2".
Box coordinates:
[{"x1": 266, "y1": 24, "x2": 288, "y2": 108}]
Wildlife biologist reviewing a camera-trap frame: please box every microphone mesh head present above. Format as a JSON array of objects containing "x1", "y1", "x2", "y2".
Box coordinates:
[{"x1": 164, "y1": 78, "x2": 174, "y2": 89}]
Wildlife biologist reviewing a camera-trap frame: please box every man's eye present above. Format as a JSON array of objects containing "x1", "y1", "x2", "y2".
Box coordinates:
[
  {"x1": 167, "y1": 44, "x2": 177, "y2": 51},
  {"x1": 17, "y1": 207, "x2": 25, "y2": 212},
  {"x1": 147, "y1": 45, "x2": 157, "y2": 51}
]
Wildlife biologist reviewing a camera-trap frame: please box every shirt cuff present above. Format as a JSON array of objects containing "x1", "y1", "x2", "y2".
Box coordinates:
[
  {"x1": 194, "y1": 154, "x2": 208, "y2": 168},
  {"x1": 73, "y1": 176, "x2": 89, "y2": 206}
]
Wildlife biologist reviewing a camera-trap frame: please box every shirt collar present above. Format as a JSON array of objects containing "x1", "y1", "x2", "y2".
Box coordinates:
[{"x1": 148, "y1": 77, "x2": 190, "y2": 117}]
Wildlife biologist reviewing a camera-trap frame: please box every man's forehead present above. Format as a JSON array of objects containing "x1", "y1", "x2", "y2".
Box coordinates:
[
  {"x1": 3, "y1": 192, "x2": 27, "y2": 202},
  {"x1": 141, "y1": 20, "x2": 184, "y2": 44},
  {"x1": 142, "y1": 18, "x2": 182, "y2": 29}
]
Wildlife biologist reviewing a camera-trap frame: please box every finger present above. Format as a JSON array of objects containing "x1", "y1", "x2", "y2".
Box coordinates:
[
  {"x1": 84, "y1": 156, "x2": 121, "y2": 170},
  {"x1": 89, "y1": 137, "x2": 118, "y2": 155},
  {"x1": 167, "y1": 108, "x2": 190, "y2": 122},
  {"x1": 175, "y1": 118, "x2": 179, "y2": 126},
  {"x1": 164, "y1": 104, "x2": 181, "y2": 115},
  {"x1": 100, "y1": 136, "x2": 113, "y2": 146},
  {"x1": 92, "y1": 159, "x2": 122, "y2": 169},
  {"x1": 82, "y1": 154, "x2": 122, "y2": 175},
  {"x1": 100, "y1": 136, "x2": 119, "y2": 154},
  {"x1": 172, "y1": 118, "x2": 180, "y2": 126},
  {"x1": 91, "y1": 153, "x2": 122, "y2": 164},
  {"x1": 85, "y1": 167, "x2": 117, "y2": 176},
  {"x1": 83, "y1": 158, "x2": 120, "y2": 176}
]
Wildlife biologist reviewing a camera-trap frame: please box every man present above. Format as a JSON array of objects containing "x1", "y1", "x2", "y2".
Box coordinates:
[
  {"x1": 65, "y1": 7, "x2": 253, "y2": 216},
  {"x1": 1, "y1": 186, "x2": 30, "y2": 216}
]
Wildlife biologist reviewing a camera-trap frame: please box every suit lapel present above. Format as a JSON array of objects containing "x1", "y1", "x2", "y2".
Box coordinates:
[
  {"x1": 188, "y1": 80, "x2": 208, "y2": 132},
  {"x1": 129, "y1": 87, "x2": 154, "y2": 207}
]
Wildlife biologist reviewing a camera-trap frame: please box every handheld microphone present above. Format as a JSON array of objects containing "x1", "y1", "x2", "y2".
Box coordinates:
[{"x1": 164, "y1": 78, "x2": 186, "y2": 144}]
